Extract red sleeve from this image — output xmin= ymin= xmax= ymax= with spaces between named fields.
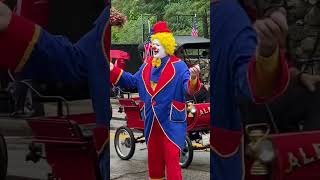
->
xmin=247 ymin=49 xmax=290 ymax=104
xmin=110 ymin=66 xmax=123 ymax=84
xmin=0 ymin=14 xmax=40 ymax=72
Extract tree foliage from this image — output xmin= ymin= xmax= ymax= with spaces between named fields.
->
xmin=111 ymin=0 xmax=209 ymax=44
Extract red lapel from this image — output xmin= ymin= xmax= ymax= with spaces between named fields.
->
xmin=142 ymin=57 xmax=154 ymax=96
xmin=153 ymin=56 xmax=180 ymax=98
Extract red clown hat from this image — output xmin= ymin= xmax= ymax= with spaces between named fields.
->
xmin=153 ymin=21 xmax=171 ymax=34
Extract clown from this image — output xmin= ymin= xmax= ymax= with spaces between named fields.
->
xmin=110 ymin=21 xmax=201 ymax=180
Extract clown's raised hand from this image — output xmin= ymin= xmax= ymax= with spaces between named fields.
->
xmin=190 ymin=64 xmax=200 ymax=80
xmin=254 ymin=8 xmax=287 ymax=57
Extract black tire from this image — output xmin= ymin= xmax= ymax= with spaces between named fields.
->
xmin=114 ymin=126 xmax=135 ymax=160
xmin=180 ymin=136 xmax=193 ymax=169
xmin=0 ymin=135 xmax=7 ymax=180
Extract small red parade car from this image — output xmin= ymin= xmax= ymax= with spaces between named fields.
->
xmin=244 ymin=123 xmax=320 ymax=180
xmin=241 ymin=95 xmax=320 ymax=180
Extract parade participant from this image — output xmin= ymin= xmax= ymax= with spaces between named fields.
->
xmin=211 ymin=0 xmax=289 ymax=179
xmin=110 ymin=21 xmax=201 ymax=180
xmin=0 ymin=1 xmax=111 ymax=179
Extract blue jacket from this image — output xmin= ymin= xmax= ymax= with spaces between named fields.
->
xmin=18 ymin=7 xmax=111 ymax=126
xmin=211 ymin=0 xmax=260 ymax=179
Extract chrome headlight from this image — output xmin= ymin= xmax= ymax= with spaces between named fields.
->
xmin=187 ymin=102 xmax=196 ymax=117
xmin=256 ymin=139 xmax=275 ymax=164
xmin=245 ymin=123 xmax=273 ymax=163
xmin=187 ymin=102 xmax=196 ymax=113
xmin=190 ymin=106 xmax=196 ymax=113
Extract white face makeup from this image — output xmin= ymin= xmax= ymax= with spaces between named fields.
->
xmin=151 ymin=39 xmax=166 ymax=59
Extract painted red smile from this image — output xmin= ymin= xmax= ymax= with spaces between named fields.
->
xmin=152 ymin=47 xmax=159 ymax=55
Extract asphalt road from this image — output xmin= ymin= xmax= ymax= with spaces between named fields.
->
xmin=5 ymin=133 xmax=210 ymax=180
xmin=110 ymin=129 xmax=210 ymax=180
xmin=1 ymin=99 xmax=210 ymax=180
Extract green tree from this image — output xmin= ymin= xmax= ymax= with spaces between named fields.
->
xmin=111 ymin=0 xmax=209 ymax=44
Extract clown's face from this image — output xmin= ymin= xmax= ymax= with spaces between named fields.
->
xmin=151 ymin=39 xmax=166 ymax=59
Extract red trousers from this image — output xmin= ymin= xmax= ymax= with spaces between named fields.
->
xmin=148 ymin=119 xmax=182 ymax=180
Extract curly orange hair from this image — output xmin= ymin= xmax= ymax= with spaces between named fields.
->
xmin=151 ymin=32 xmax=177 ymax=56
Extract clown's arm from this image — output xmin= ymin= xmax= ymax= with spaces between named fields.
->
xmin=110 ymin=63 xmax=140 ymax=90
xmin=234 ymin=25 xmax=289 ymax=103
xmin=0 ymin=1 xmax=110 ymax=82
xmin=247 ymin=47 xmax=289 ymax=103
xmin=248 ymin=9 xmax=289 ymax=103
xmin=1 ymin=6 xmax=112 ymax=176
xmin=0 ymin=11 xmax=83 ymax=81
xmin=182 ymin=64 xmax=201 ymax=95
xmin=0 ymin=7 xmax=111 ymax=120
